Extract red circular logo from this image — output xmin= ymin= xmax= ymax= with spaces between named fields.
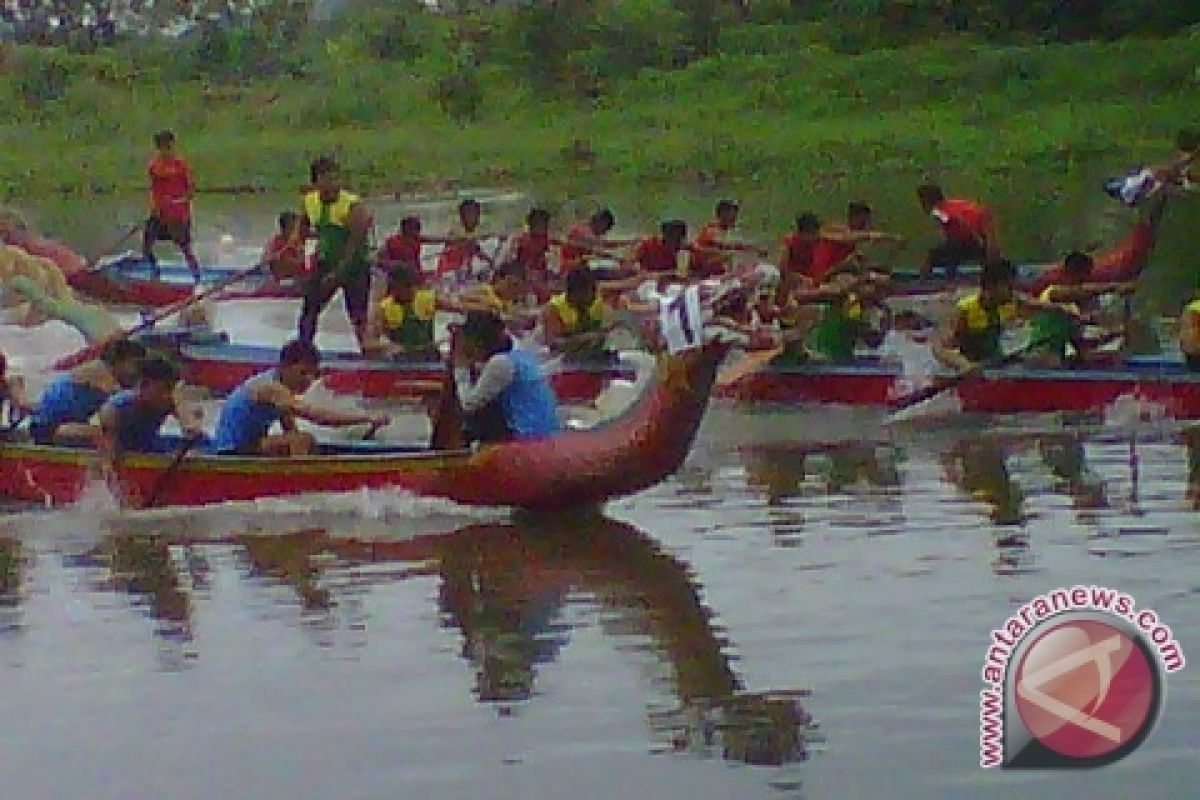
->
xmin=1014 ymin=619 xmax=1157 ymax=760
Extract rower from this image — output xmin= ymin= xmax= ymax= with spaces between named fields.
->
xmin=496 ymin=208 xmax=556 ymax=302
xmin=916 ymin=183 xmax=1000 ymax=278
xmin=776 ymin=212 xmax=821 ymax=293
xmin=933 ymin=258 xmax=1055 ymax=372
xmin=453 ymin=310 xmax=560 ymax=443
xmin=210 ymin=340 xmax=390 ymax=457
xmin=773 ymin=272 xmax=889 ymax=365
xmin=559 ymin=208 xmax=636 ymax=273
xmin=365 ymin=265 xmax=453 ymax=360
xmin=457 ymin=262 xmax=535 ymax=330
xmin=631 ymin=220 xmax=693 ymax=291
xmin=1179 ymin=289 xmax=1200 ymax=371
xmin=261 ymin=211 xmax=309 ymax=282
xmin=542 ymin=268 xmax=617 ymax=363
xmin=28 ymin=339 xmax=146 ymax=445
xmin=1026 ymin=252 xmax=1135 ymax=368
xmin=295 ymin=155 xmax=374 ymax=352
xmin=691 ymin=200 xmax=764 ymax=279
xmin=808 ymin=202 xmax=904 ymax=282
xmin=1105 ymin=129 xmax=1198 ymax=207
xmin=0 ymin=350 xmax=30 ymax=428
xmin=96 ymin=356 xmax=204 ymax=462
xmin=435 ymin=198 xmax=497 ymax=282
xmin=376 ymin=215 xmax=426 ymax=276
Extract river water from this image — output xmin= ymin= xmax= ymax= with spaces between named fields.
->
xmin=1 ymin=191 xmax=1198 ymax=798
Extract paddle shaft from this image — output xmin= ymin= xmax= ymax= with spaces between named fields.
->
xmin=890 ymin=337 xmax=1048 ymax=411
xmin=52 ymin=262 xmax=264 ymax=371
xmin=141 ymin=435 xmax=202 ymax=509
xmin=84 ymin=221 xmax=144 ymax=271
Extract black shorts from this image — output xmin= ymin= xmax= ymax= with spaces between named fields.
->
xmin=926 ymin=239 xmax=985 ymax=277
xmin=146 ymin=215 xmax=192 ymax=246
xmin=305 ymin=262 xmax=371 ymax=325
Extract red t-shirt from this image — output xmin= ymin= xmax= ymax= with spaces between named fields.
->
xmin=262 ymin=233 xmax=308 ymax=280
xmin=148 ymin=154 xmax=193 ymax=223
xmin=380 ymin=233 xmax=422 ymax=269
xmin=779 ymin=233 xmax=817 ymax=279
xmin=932 ymin=198 xmax=989 ymax=245
xmin=436 ymin=225 xmax=482 ymax=274
xmin=690 ymin=220 xmax=730 ymax=277
xmin=512 ymin=231 xmax=551 ymax=275
xmin=559 ymin=221 xmax=594 ymax=270
xmin=1027 ymin=222 xmax=1154 ymax=296
xmin=808 ymin=237 xmax=858 ymax=282
xmin=634 ymin=236 xmax=684 ymax=274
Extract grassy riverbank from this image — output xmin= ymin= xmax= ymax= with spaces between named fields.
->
xmin=1 ymin=26 xmax=1198 ymax=286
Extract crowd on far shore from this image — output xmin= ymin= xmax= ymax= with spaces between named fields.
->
xmin=0 ymin=0 xmax=269 ymax=48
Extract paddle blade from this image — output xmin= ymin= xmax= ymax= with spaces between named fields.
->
xmin=716 ymin=345 xmax=782 ymax=388
xmin=430 ymin=366 xmax=465 ymax=450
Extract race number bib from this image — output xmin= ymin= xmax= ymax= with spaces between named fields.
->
xmin=658 ymin=285 xmax=703 ymax=353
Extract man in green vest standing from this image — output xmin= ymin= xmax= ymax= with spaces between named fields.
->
xmin=296 ymin=156 xmax=374 ymax=352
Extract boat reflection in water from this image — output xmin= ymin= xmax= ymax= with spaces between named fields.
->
xmin=52 ymin=514 xmax=819 ymax=768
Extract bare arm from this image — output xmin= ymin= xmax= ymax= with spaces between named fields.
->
xmin=257 ymin=382 xmax=386 ymax=429
xmin=455 ymin=355 xmax=515 ymax=413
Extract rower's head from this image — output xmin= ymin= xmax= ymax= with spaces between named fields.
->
xmin=277 ymin=211 xmax=301 ymax=238
xmin=458 ymin=198 xmax=481 ymax=229
xmin=564 ymin=267 xmax=597 ymax=310
xmin=492 ymin=262 xmax=525 ymax=299
xmin=526 ymin=208 xmax=551 ymax=235
xmin=847 ymin=202 xmax=873 ymax=230
xmin=979 ymin=258 xmax=1017 ymax=307
xmin=661 ymin=219 xmax=688 ymax=249
xmin=310 ymin=156 xmax=341 ymax=201
xmin=589 ymin=208 xmax=615 ymax=236
xmin=386 ymin=265 xmax=419 ymax=302
xmin=716 ymin=199 xmax=739 ymax=228
xmin=916 ymin=183 xmax=945 ymax=212
xmin=102 ymin=340 xmax=148 ymax=389
xmin=136 ymin=356 xmax=181 ymax=412
xmin=1063 ymin=251 xmax=1094 ymax=281
xmin=153 ymin=129 xmax=175 ymax=155
xmin=277 ymin=339 xmax=321 ymax=393
xmin=461 ymin=310 xmax=510 ymax=360
xmin=794 ymin=212 xmax=820 ymax=242
xmin=399 ymin=215 xmax=422 ymax=239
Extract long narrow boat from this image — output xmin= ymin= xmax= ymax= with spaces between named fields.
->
xmin=718 ymin=355 xmax=1200 ymax=417
xmin=67 ymin=255 xmax=301 ymax=307
xmin=179 ymin=341 xmax=632 ymax=402
xmin=0 ymin=343 xmax=724 ymax=510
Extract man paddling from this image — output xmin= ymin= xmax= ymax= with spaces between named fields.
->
xmin=1026 ymin=251 xmax=1135 ymax=368
xmin=690 ymin=200 xmax=766 ymax=279
xmin=542 ymin=268 xmax=618 ymax=363
xmin=97 ymin=356 xmax=204 ymax=460
xmin=28 ymin=340 xmax=146 ymax=445
xmin=808 ymin=202 xmax=904 ymax=282
xmin=365 ymin=265 xmax=461 ymax=360
xmin=559 ymin=209 xmax=636 ymax=273
xmin=211 ymin=340 xmax=390 ymax=457
xmin=631 ymin=220 xmax=694 ymax=291
xmin=917 ymin=184 xmax=1000 ymax=278
xmin=261 ymin=211 xmax=309 ymax=282
xmin=143 ymin=130 xmax=201 ymax=280
xmin=295 ymin=156 xmax=374 ymax=352
xmin=932 ymin=259 xmax=1065 ymax=372
xmin=453 ymin=310 xmax=560 ymax=443
xmin=496 ymin=208 xmax=557 ymax=302
xmin=776 ymin=212 xmax=821 ymax=291
xmin=435 ymin=198 xmax=497 ymax=281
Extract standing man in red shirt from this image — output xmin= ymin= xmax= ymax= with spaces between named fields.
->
xmin=142 ymin=130 xmax=200 ymax=279
xmin=916 ymin=183 xmax=1000 ymax=278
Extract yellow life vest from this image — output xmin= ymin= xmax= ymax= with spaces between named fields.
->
xmin=303 ymin=189 xmax=359 ymax=229
xmin=1186 ymin=298 xmax=1200 ymax=316
xmin=957 ymin=292 xmax=1017 ymax=332
xmin=478 ymin=284 xmax=513 ymax=313
xmin=379 ymin=289 xmax=437 ymax=329
xmin=548 ymin=293 xmax=606 ymax=334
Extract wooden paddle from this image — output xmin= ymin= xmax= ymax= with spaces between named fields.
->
xmin=140 ymin=433 xmax=204 ymax=509
xmin=716 ymin=345 xmax=783 ymax=388
xmin=887 ymin=336 xmax=1049 ymax=417
xmin=51 ymin=262 xmax=265 ymax=371
xmin=83 ymin=221 xmax=144 ymax=271
xmin=429 ymin=328 xmax=465 ymax=450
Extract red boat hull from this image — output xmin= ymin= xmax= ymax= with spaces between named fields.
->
xmin=0 ymin=345 xmax=724 ymax=509
xmin=68 ymin=269 xmax=298 ymax=307
xmin=713 ymin=359 xmax=1200 ymax=417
